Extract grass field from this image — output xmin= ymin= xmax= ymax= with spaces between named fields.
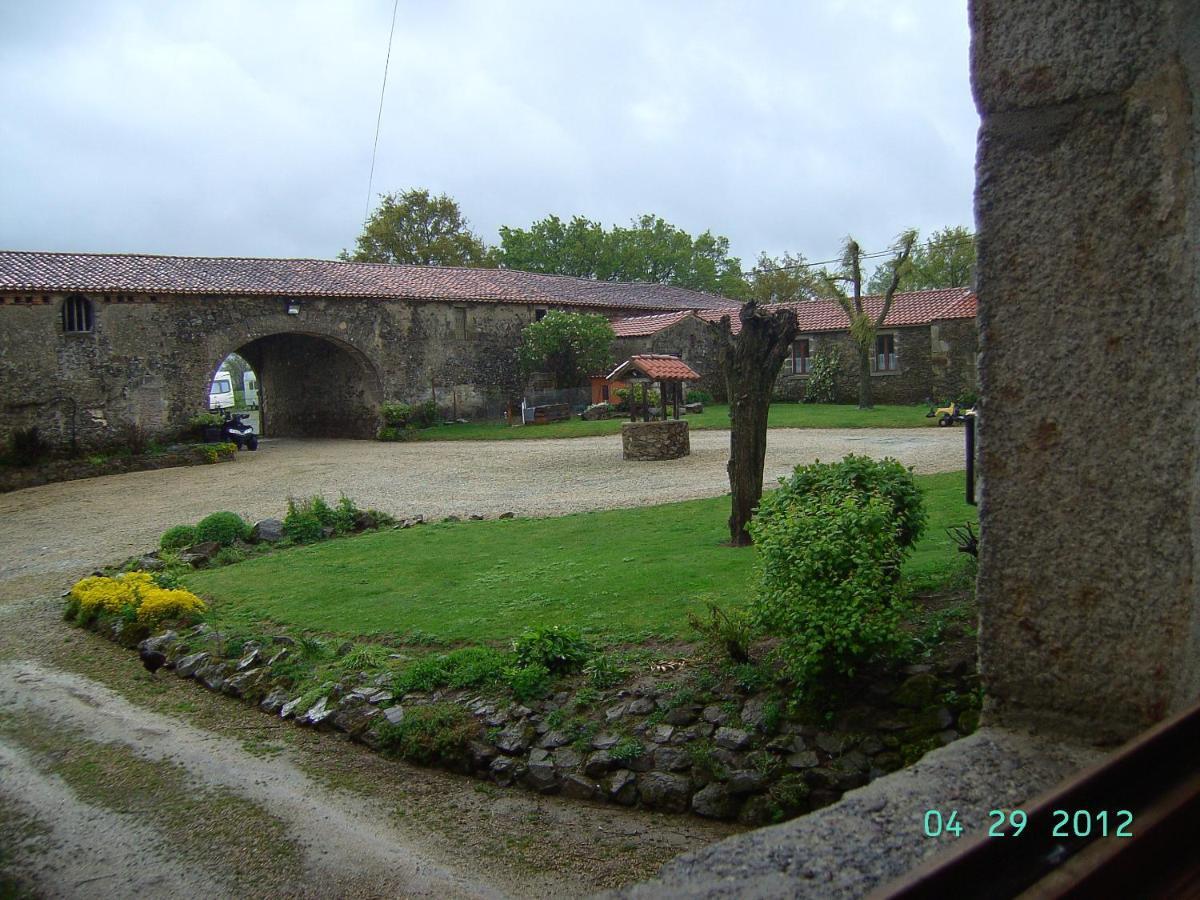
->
xmin=186 ymin=472 xmax=976 ymax=645
xmin=410 ymin=402 xmax=934 ymax=441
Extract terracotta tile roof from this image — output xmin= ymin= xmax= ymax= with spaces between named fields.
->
xmin=609 ymin=310 xmax=697 ymax=336
xmin=694 ymin=288 xmax=977 ymax=334
xmin=608 ymin=354 xmax=701 ymax=381
xmin=0 ymin=250 xmax=734 ymax=313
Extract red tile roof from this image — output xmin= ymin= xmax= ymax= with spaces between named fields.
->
xmin=609 ymin=310 xmax=697 ymax=336
xmin=0 ymin=250 xmax=734 ymax=313
xmin=609 ymin=354 xmax=701 ymax=381
xmin=693 ymin=288 xmax=976 ymax=334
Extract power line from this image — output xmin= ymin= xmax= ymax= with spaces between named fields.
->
xmin=749 ymin=233 xmax=977 ymax=278
xmin=364 ymin=0 xmax=401 ymax=224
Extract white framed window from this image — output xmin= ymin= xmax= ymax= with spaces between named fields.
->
xmin=875 ymin=333 xmax=897 ymax=371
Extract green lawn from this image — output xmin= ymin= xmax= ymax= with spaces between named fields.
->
xmin=410 ymin=402 xmax=934 ymax=441
xmin=186 ymin=472 xmax=976 ymax=644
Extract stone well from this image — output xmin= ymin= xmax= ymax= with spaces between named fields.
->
xmin=621 ymin=420 xmax=690 ymax=461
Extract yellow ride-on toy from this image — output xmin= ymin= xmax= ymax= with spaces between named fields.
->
xmin=926 ymin=401 xmax=977 ymax=426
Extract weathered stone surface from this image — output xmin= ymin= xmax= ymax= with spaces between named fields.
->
xmin=893 ymin=673 xmax=941 ymax=708
xmin=489 ymin=755 xmax=520 ymax=787
xmin=139 ymin=631 xmax=178 ymax=654
xmin=222 ymin=667 xmax=264 ymax=698
xmin=584 ymin=750 xmax=615 ymax=777
xmin=649 ymin=724 xmax=674 ymax=744
xmin=331 ymin=704 xmax=380 ymax=737
xmin=787 ymin=751 xmax=820 ymax=770
xmin=179 ymin=541 xmax=221 ymax=566
xmin=174 ymin=651 xmax=210 ymax=678
xmin=523 ymin=760 xmax=559 ymax=794
xmin=195 ymin=660 xmax=229 ymax=691
xmin=637 ymin=772 xmax=691 ymax=813
xmin=250 ymin=518 xmax=284 ymax=542
xmin=605 ymin=703 xmax=629 ymax=722
xmin=702 ymin=704 xmax=731 ymax=725
xmin=620 ymin=420 xmax=690 ymax=461
xmin=727 ymin=770 xmax=768 ymax=796
xmin=662 ymin=705 xmax=698 ymax=726
xmin=260 ymin=687 xmax=289 ymax=714
xmin=136 ymin=555 xmax=165 ymax=571
xmin=299 ymin=696 xmax=332 ymax=726
xmin=561 ymin=774 xmax=599 ymax=800
xmin=552 ymin=747 xmax=582 ymax=770
xmin=652 ymin=747 xmax=691 ymax=773
xmin=740 ymin=696 xmax=774 ymax=732
xmin=604 ymin=769 xmax=638 ymax=806
xmin=382 ymin=706 xmax=405 ymax=726
xmin=468 ymin=741 xmax=498 ymax=770
xmin=496 ymin=723 xmax=533 ymax=754
xmin=536 ymin=730 xmax=570 ymax=749
xmin=591 ymin=732 xmax=620 ymax=750
xmin=815 ymin=732 xmax=849 ymax=755
xmin=691 ymin=783 xmax=738 ymax=820
xmin=736 ymin=795 xmax=774 ymax=827
xmin=714 ymin=727 xmax=752 ymax=750
xmin=627 ymin=697 xmax=656 ymax=715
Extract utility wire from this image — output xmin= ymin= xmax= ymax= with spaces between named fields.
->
xmin=749 ymin=233 xmax=977 ymax=278
xmin=364 ymin=0 xmax=401 ymax=223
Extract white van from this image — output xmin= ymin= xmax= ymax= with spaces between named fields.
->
xmin=243 ymin=371 xmax=259 ymax=409
xmin=208 ymin=371 xmax=235 ymax=410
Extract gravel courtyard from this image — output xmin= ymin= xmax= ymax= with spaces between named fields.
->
xmin=0 ymin=428 xmax=964 ymax=601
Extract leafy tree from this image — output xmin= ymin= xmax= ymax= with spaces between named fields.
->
xmin=867 ymin=226 xmax=975 ymax=293
xmin=747 ymin=251 xmax=819 ymax=304
xmin=495 ymin=213 xmax=748 ymax=298
xmin=342 ymin=189 xmax=489 ymax=266
xmin=517 ymin=311 xmax=615 ymax=389
xmin=705 ymin=301 xmax=798 ymax=546
xmin=819 ymin=230 xmax=917 ymax=410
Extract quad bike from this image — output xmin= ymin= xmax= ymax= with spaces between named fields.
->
xmin=221 ymin=411 xmax=259 ymax=450
xmin=926 ymin=401 xmax=977 ymax=427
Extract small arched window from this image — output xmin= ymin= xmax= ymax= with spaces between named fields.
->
xmin=63 ymin=294 xmax=94 ymax=333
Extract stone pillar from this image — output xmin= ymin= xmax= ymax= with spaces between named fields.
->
xmin=621 ymin=420 xmax=690 ymax=460
xmin=972 ymin=1 xmax=1199 ymax=742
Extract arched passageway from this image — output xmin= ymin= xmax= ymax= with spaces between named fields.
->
xmin=210 ymin=333 xmax=383 ymax=439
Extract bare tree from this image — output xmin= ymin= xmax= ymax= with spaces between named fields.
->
xmin=707 ymin=301 xmax=798 ymax=546
xmin=821 ymin=230 xmax=917 ymax=409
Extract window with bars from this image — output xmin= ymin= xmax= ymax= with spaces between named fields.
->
xmin=875 ymin=333 xmax=897 ymax=371
xmin=62 ymin=294 xmax=93 ymax=333
xmin=790 ymin=339 xmax=812 ymax=374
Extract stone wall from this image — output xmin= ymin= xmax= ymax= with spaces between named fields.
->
xmin=973 ymin=0 xmax=1200 ymax=741
xmin=0 ymin=293 xmax=619 ymax=448
xmin=621 ymin=420 xmax=690 ymax=460
xmin=613 ymin=316 xmax=726 ymax=400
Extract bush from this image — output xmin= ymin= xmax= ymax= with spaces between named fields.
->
xmin=7 ymin=427 xmax=50 ymax=467
xmin=750 ymin=490 xmax=911 ymax=687
xmin=685 ymin=389 xmax=712 ymax=404
xmin=283 ymin=497 xmax=325 ymax=543
xmin=512 ymin=625 xmax=590 ymax=674
xmin=615 ymin=386 xmax=661 ymax=409
xmin=117 ymin=422 xmax=152 ymax=455
xmin=193 ymin=511 xmax=249 ymax=546
xmin=283 ymin=495 xmax=364 ymax=541
xmin=160 ymin=524 xmax=197 ymax=551
xmin=66 ymin=572 xmax=205 ymax=627
xmin=376 ymin=702 xmax=479 ymax=764
xmin=771 ymin=454 xmax=927 ymax=549
xmin=802 ymin=346 xmax=841 ymax=404
xmin=213 ymin=546 xmax=246 ymax=566
xmin=189 ymin=411 xmax=225 ymax=429
xmin=411 ymin=400 xmax=440 ymax=429
xmin=394 ymin=647 xmax=509 ymax=694
xmin=503 ymin=663 xmax=551 ymax=701
xmin=377 ymin=425 xmax=416 ymax=442
xmin=380 ymin=402 xmax=413 ymax=428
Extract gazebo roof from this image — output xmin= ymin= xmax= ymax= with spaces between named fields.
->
xmin=607 ymin=354 xmax=701 ymax=382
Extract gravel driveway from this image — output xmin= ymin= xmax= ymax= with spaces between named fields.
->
xmin=0 ymin=428 xmax=964 ymax=600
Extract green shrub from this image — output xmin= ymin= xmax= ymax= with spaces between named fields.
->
xmin=160 ymin=524 xmax=197 ymax=551
xmin=802 ymin=346 xmax=841 ymax=404
xmin=377 ymin=703 xmax=479 ymax=764
xmin=685 ymin=389 xmax=713 ymax=404
xmin=331 ymin=496 xmax=358 ymax=535
xmin=503 ymin=663 xmax=551 ymax=701
xmin=189 ymin=411 xmax=225 ymax=429
xmin=411 ymin=400 xmax=440 ymax=429
xmin=687 ymin=602 xmax=754 ymax=663
xmin=394 ymin=647 xmax=509 ymax=694
xmin=283 ymin=497 xmax=325 ymax=544
xmin=338 ymin=644 xmax=393 ymax=673
xmin=583 ymin=653 xmax=628 ymax=688
xmin=770 ymin=454 xmax=926 ymax=549
xmin=512 ymin=625 xmax=590 ymax=674
xmin=615 ymin=386 xmax=661 ymax=409
xmin=193 ymin=511 xmax=249 ymax=546
xmin=377 ymin=425 xmax=416 ymax=442
xmin=609 ymin=738 xmax=644 ymax=764
xmin=750 ymin=490 xmax=910 ymax=687
xmin=380 ymin=402 xmax=413 ymax=428
xmin=213 ymin=546 xmax=246 ymax=566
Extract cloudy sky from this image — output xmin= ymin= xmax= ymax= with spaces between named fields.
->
xmin=0 ymin=1 xmax=977 ymax=270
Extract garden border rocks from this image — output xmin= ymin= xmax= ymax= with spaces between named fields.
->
xmin=1 ymin=443 xmax=237 ymax=493
xmin=82 ymin=618 xmax=983 ymax=825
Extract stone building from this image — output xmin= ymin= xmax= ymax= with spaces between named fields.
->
xmin=0 ymin=251 xmax=731 ymax=448
xmin=611 ymin=288 xmax=978 ymax=404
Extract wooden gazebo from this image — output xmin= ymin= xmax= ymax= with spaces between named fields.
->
xmin=606 ymin=354 xmax=700 ymax=422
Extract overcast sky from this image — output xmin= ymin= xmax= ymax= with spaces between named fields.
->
xmin=0 ymin=1 xmax=977 ymax=271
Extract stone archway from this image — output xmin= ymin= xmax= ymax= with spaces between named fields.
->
xmin=210 ymin=332 xmax=383 ymax=439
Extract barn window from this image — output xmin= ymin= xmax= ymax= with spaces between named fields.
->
xmin=62 ymin=294 xmax=94 ymax=333
xmin=454 ymin=306 xmax=468 ymax=339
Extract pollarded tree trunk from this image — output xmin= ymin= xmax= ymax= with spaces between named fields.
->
xmin=857 ymin=343 xmax=873 ymax=410
xmin=707 ymin=301 xmax=798 ymax=546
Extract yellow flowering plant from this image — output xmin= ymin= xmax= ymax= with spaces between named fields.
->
xmin=67 ymin=571 xmax=205 ymax=627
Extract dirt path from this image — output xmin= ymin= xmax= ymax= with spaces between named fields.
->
xmin=0 ymin=429 xmax=963 ymax=601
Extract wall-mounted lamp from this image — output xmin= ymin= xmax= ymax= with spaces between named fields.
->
xmin=286 ymin=301 xmax=301 ymax=316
